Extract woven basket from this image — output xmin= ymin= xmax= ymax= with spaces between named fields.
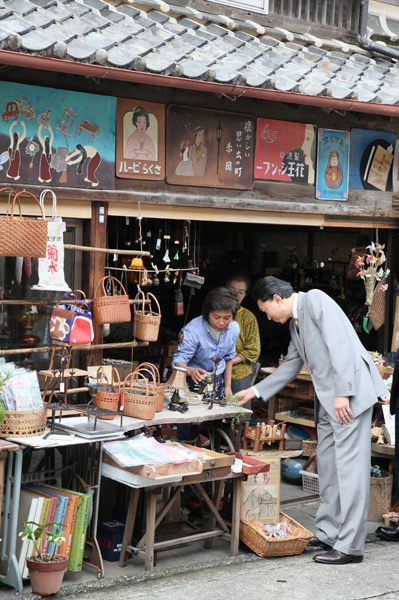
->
xmin=0 ymin=407 xmax=47 ymax=438
xmin=122 ymin=372 xmax=157 ymax=420
xmin=94 ymin=366 xmax=121 ymax=420
xmin=133 ymin=292 xmax=161 ymax=342
xmin=302 ymin=439 xmax=318 ymax=457
xmin=133 ymin=362 xmax=165 ymax=413
xmin=284 ymin=433 xmax=303 ymax=451
xmin=0 ymin=189 xmax=47 ymax=257
xmin=93 ymin=276 xmax=131 ymax=325
xmin=240 ymin=512 xmax=313 ymax=557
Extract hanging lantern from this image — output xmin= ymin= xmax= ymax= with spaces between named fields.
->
xmin=129 ymin=256 xmax=144 ymax=284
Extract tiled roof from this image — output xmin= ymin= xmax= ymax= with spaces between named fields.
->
xmin=1 ymin=0 xmax=399 ymax=105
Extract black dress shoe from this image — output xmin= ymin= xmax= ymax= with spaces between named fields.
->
xmin=375 ymin=524 xmax=399 ymax=542
xmin=313 ymin=549 xmax=363 ymax=564
xmin=307 ymin=537 xmax=332 ymax=550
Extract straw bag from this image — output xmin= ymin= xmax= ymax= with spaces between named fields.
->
xmin=94 ymin=366 xmax=121 ymax=420
xmin=0 ymin=189 xmax=47 ymax=257
xmin=122 ymin=372 xmax=157 ymax=420
xmin=369 ymin=279 xmax=386 ymax=331
xmin=133 ymin=292 xmax=161 ymax=342
xmin=133 ymin=362 xmax=165 ymax=413
xmin=93 ymin=276 xmax=131 ymax=325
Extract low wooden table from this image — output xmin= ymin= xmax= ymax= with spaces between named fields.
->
xmin=260 ymin=369 xmax=315 ymax=427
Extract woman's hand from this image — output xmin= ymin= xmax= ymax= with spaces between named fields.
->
xmin=187 ymin=366 xmax=206 ymax=384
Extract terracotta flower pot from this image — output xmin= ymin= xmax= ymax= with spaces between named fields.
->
xmin=27 ymin=555 xmax=68 ymax=596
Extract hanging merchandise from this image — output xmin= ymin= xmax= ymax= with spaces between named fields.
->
xmin=369 ymin=273 xmax=389 ymax=331
xmin=151 ymin=263 xmax=160 ymax=286
xmin=163 ymin=249 xmax=170 ymax=263
xmin=156 ymin=229 xmax=162 ymax=251
xmin=124 ymin=217 xmax=131 ymax=246
xmin=174 ymin=288 xmax=184 ymax=316
xmin=32 ymin=189 xmax=70 ymax=292
xmin=355 ymin=241 xmax=389 ymax=333
xmin=50 ymin=290 xmax=94 ymax=344
xmin=93 ymin=276 xmax=131 ymax=325
xmin=141 ymin=268 xmax=152 ymax=286
xmin=164 ymin=265 xmax=170 ymax=283
xmin=133 ymin=291 xmax=161 ymax=342
xmin=0 ymin=189 xmax=47 ymax=257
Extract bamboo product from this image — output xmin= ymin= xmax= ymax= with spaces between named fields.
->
xmin=122 ymin=372 xmax=157 ymax=420
xmin=0 ymin=189 xmax=48 ymax=257
xmin=239 ymin=512 xmax=313 ymax=557
xmin=302 ymin=439 xmax=318 ymax=457
xmin=133 ymin=292 xmax=161 ymax=342
xmin=94 ymin=366 xmax=121 ymax=420
xmin=93 ymin=276 xmax=131 ymax=325
xmin=133 ymin=362 xmax=165 ymax=413
xmin=0 ymin=407 xmax=47 ymax=438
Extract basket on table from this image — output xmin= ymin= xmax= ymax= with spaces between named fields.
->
xmin=0 ymin=407 xmax=47 ymax=438
xmin=94 ymin=366 xmax=121 ymax=420
xmin=133 ymin=362 xmax=165 ymax=413
xmin=302 ymin=439 xmax=318 ymax=457
xmin=133 ymin=291 xmax=161 ymax=342
xmin=93 ymin=276 xmax=131 ymax=325
xmin=122 ymin=372 xmax=157 ymax=420
xmin=240 ymin=512 xmax=313 ymax=557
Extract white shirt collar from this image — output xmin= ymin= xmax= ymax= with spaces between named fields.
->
xmin=292 ymin=293 xmax=299 ymax=319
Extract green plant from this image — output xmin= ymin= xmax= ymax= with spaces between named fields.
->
xmin=0 ymin=372 xmax=12 ymax=422
xmin=225 ymin=394 xmax=246 ymax=429
xmin=370 ymin=465 xmax=381 ymax=478
xmin=19 ymin=521 xmax=66 ymax=562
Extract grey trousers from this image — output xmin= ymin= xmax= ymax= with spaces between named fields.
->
xmin=315 ymin=403 xmax=373 ymax=556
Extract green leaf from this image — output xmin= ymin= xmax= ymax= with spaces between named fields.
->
xmin=0 ymin=399 xmax=4 ymax=423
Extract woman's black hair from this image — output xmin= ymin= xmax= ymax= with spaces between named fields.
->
xmin=132 ymin=106 xmax=150 ymax=129
xmin=75 ymin=144 xmax=87 ymax=175
xmin=44 ymin=136 xmax=50 ymax=164
xmin=225 ymin=270 xmax=251 ymax=293
xmin=10 ymin=132 xmax=18 ymax=160
xmin=202 ymin=287 xmax=240 ymax=322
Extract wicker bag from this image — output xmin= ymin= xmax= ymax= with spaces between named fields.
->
xmin=93 ymin=276 xmax=131 ymax=325
xmin=94 ymin=366 xmax=121 ymax=420
xmin=133 ymin=362 xmax=165 ymax=413
xmin=369 ymin=279 xmax=386 ymax=331
xmin=122 ymin=372 xmax=157 ymax=420
xmin=0 ymin=189 xmax=47 ymax=257
xmin=133 ymin=292 xmax=161 ymax=342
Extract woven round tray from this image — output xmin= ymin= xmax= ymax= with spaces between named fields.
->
xmin=240 ymin=512 xmax=313 ymax=557
xmin=0 ymin=407 xmax=47 ymax=438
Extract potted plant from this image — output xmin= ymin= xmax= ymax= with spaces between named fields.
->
xmin=19 ymin=521 xmax=67 ymax=596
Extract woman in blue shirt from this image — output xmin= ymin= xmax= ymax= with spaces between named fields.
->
xmin=172 ymin=287 xmax=240 ymax=399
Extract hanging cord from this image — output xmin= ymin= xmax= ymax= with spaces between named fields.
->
xmin=105 ymin=218 xmax=112 ymax=294
xmin=193 ymin=222 xmax=197 ymax=269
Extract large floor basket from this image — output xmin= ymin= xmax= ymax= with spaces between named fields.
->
xmin=240 ymin=512 xmax=313 ymax=557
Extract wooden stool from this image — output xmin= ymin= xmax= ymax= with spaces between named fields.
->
xmin=241 ymin=420 xmax=286 ymax=453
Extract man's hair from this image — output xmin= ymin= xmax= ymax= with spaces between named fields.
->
xmin=202 ymin=287 xmax=240 ymax=322
xmin=252 ymin=276 xmax=294 ymax=302
xmin=225 ymin=270 xmax=251 ymax=292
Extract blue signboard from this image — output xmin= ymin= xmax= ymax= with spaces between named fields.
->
xmin=316 ymin=129 xmax=350 ymax=202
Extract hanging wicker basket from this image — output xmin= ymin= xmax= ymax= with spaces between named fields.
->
xmin=122 ymin=372 xmax=157 ymax=420
xmin=93 ymin=366 xmax=121 ymax=420
xmin=133 ymin=362 xmax=165 ymax=413
xmin=93 ymin=276 xmax=131 ymax=325
xmin=133 ymin=292 xmax=161 ymax=342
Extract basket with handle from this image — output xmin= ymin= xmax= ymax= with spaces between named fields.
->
xmin=94 ymin=366 xmax=121 ymax=420
xmin=133 ymin=362 xmax=165 ymax=413
xmin=93 ymin=276 xmax=131 ymax=325
xmin=0 ymin=189 xmax=48 ymax=257
xmin=122 ymin=372 xmax=157 ymax=420
xmin=133 ymin=292 xmax=161 ymax=342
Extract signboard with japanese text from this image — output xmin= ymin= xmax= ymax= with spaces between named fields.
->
xmin=349 ymin=128 xmax=396 ymax=191
xmin=116 ymin=98 xmax=165 ymax=181
xmin=0 ymin=80 xmax=116 ymax=189
xmin=254 ymin=118 xmax=316 ymax=184
xmin=316 ymin=129 xmax=350 ymax=201
xmin=166 ymin=105 xmax=254 ymax=189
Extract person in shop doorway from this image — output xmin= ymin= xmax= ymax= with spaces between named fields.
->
xmin=375 ymin=348 xmax=399 ymax=541
xmin=235 ymin=276 xmax=388 ymax=565
xmin=226 ymin=272 xmax=260 ymax=408
xmin=172 ymin=287 xmax=240 ymax=439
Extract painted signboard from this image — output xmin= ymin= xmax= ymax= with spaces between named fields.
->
xmin=254 ymin=118 xmax=316 ymax=184
xmin=116 ymin=99 xmax=165 ymax=181
xmin=166 ymin=105 xmax=255 ymax=189
xmin=316 ymin=129 xmax=350 ymax=201
xmin=349 ymin=128 xmax=396 ymax=192
xmin=0 ymin=81 xmax=116 ymax=189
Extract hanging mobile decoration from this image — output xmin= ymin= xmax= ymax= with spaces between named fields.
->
xmin=124 ymin=217 xmax=131 ymax=246
xmin=164 ymin=265 xmax=170 ymax=283
xmin=163 ymin=220 xmax=171 ymax=263
xmin=156 ymin=229 xmax=162 ymax=251
xmin=163 ymin=249 xmax=170 ymax=263
xmin=151 ymin=262 xmax=160 ymax=286
xmin=182 ymin=223 xmax=189 ymax=253
xmin=173 ymin=269 xmax=180 ymax=285
xmin=141 ymin=268 xmax=152 ymax=286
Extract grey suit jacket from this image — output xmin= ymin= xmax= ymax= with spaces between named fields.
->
xmin=255 ymin=290 xmax=388 ymax=424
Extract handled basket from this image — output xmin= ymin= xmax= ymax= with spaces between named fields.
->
xmin=133 ymin=362 xmax=165 ymax=413
xmin=94 ymin=366 xmax=121 ymax=420
xmin=122 ymin=372 xmax=157 ymax=420
xmin=133 ymin=292 xmax=161 ymax=342
xmin=0 ymin=189 xmax=48 ymax=257
xmin=93 ymin=276 xmax=131 ymax=325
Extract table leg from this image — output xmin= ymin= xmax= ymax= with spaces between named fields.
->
xmin=230 ymin=476 xmax=242 ymax=557
xmin=204 ymin=479 xmax=224 ymax=549
xmin=145 ymin=490 xmax=157 ymax=571
xmin=119 ymin=488 xmax=140 ymax=567
xmin=269 ymin=395 xmax=278 ymax=421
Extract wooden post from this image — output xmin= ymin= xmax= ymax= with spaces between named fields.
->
xmin=82 ymin=201 xmax=108 ymax=367
xmin=119 ymin=488 xmax=140 ymax=567
xmin=253 ymin=423 xmax=261 ymax=453
xmin=145 ymin=490 xmax=157 ymax=571
xmin=242 ymin=421 xmax=249 ymax=450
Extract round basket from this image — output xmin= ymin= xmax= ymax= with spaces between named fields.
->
xmin=133 ymin=292 xmax=161 ymax=342
xmin=122 ymin=372 xmax=157 ymax=420
xmin=0 ymin=407 xmax=47 ymax=438
xmin=133 ymin=362 xmax=165 ymax=413
xmin=94 ymin=366 xmax=121 ymax=420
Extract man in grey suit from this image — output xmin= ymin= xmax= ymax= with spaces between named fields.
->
xmin=236 ymin=277 xmax=387 ymax=565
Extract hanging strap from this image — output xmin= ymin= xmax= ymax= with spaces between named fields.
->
xmin=39 ymin=189 xmax=58 ymax=221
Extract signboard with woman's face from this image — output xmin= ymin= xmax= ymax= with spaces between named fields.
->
xmin=116 ymin=99 xmax=165 ymax=181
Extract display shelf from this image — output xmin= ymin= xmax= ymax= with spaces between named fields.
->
xmin=275 ymin=411 xmax=315 ymax=428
